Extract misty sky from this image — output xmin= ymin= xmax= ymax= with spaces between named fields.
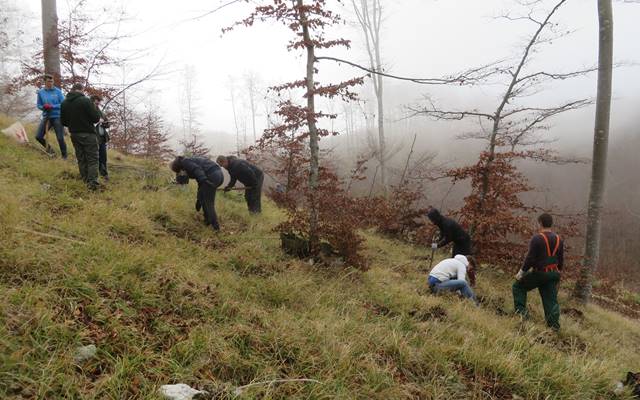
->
xmin=20 ymin=0 xmax=640 ymax=153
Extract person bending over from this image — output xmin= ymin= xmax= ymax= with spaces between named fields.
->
xmin=427 ymin=207 xmax=472 ymax=257
xmin=217 ymin=155 xmax=264 ymax=214
xmin=170 ymin=156 xmax=224 ymax=231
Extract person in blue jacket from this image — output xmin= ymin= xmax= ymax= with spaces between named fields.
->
xmin=35 ymin=74 xmax=67 ymax=159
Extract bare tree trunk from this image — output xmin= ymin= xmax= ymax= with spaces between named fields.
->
xmin=575 ymin=0 xmax=613 ymax=303
xmin=228 ymin=78 xmax=241 ymax=156
xmin=353 ymin=0 xmax=386 ymax=195
xmin=246 ymin=74 xmax=258 ymax=143
xmin=298 ymin=0 xmax=320 ymax=250
xmin=41 ymin=0 xmax=61 ymax=85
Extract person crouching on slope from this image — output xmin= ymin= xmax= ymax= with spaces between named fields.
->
xmin=428 ymin=255 xmax=478 ymax=305
xmin=513 ymin=213 xmax=563 ymax=331
xmin=170 ymin=156 xmax=224 ymax=231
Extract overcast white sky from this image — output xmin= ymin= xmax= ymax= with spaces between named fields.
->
xmin=21 ymin=0 xmax=640 ymax=154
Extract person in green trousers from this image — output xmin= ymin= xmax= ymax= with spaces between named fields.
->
xmin=513 ymin=213 xmax=564 ymax=330
xmin=60 ymin=83 xmax=101 ymax=190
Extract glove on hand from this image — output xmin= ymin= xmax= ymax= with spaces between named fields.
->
xmin=43 ymin=103 xmax=53 ymax=110
xmin=515 ymin=269 xmax=525 ymax=281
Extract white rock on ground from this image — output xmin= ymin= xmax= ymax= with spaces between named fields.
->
xmin=613 ymin=381 xmax=625 ymax=395
xmin=73 ymin=344 xmax=97 ymax=363
xmin=159 ymin=384 xmax=207 ymax=400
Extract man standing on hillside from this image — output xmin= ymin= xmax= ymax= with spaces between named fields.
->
xmin=35 ymin=74 xmax=67 ymax=159
xmin=217 ymin=155 xmax=264 ymax=214
xmin=90 ymin=95 xmax=110 ymax=182
xmin=426 ymin=207 xmax=473 ymax=257
xmin=60 ymin=83 xmax=101 ymax=190
xmin=513 ymin=213 xmax=564 ymax=330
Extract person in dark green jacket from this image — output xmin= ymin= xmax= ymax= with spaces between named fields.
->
xmin=60 ymin=84 xmax=101 ymax=190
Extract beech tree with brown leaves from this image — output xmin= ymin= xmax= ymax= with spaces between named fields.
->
xmin=227 ymin=0 xmax=365 ymax=260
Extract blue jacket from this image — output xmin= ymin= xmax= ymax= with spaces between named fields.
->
xmin=36 ymin=87 xmax=65 ymax=119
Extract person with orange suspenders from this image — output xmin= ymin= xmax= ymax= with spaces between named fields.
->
xmin=513 ymin=213 xmax=564 ymax=330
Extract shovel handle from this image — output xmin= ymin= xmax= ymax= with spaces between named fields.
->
xmin=217 ymin=187 xmax=252 ymax=191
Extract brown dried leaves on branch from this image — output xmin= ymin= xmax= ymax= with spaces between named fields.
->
xmin=230 ymin=1 xmax=367 ymax=268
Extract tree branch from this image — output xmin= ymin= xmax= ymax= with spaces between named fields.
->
xmin=315 ymin=56 xmax=507 ymax=85
xmin=515 ymin=67 xmax=598 ymax=84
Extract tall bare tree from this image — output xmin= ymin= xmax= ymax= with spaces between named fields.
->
xmin=575 ymin=0 xmax=614 ymax=303
xmin=409 ymin=0 xmax=594 ymax=235
xmin=227 ymin=76 xmax=242 ymax=155
xmin=352 ymin=0 xmax=387 ymax=194
xmin=40 ymin=0 xmax=61 ymax=84
xmin=244 ymin=71 xmax=261 ymax=143
xmin=179 ymin=65 xmax=208 ymax=156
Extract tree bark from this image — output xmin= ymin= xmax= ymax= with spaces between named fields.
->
xmin=575 ymin=0 xmax=613 ymax=303
xmin=228 ymin=79 xmax=241 ymax=155
xmin=353 ymin=0 xmax=386 ymax=195
xmin=298 ymin=0 xmax=320 ymax=250
xmin=246 ymin=75 xmax=258 ymax=143
xmin=41 ymin=0 xmax=61 ymax=85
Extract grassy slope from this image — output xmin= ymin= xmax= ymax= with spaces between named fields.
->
xmin=1 ymin=120 xmax=639 ymax=399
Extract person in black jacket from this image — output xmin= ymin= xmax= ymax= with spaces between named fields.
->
xmin=426 ymin=207 xmax=472 ymax=257
xmin=170 ymin=156 xmax=224 ymax=231
xmin=217 ymin=155 xmax=264 ymax=214
xmin=90 ymin=95 xmax=110 ymax=181
xmin=513 ymin=213 xmax=563 ymax=330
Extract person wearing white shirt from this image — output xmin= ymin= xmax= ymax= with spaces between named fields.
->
xmin=428 ymin=254 xmax=478 ymax=304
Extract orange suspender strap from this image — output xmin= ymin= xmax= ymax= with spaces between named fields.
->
xmin=540 ymin=233 xmax=552 ymax=256
xmin=539 ymin=233 xmax=561 ymax=256
xmin=552 ymin=234 xmax=561 ymax=256
xmin=539 ymin=232 xmax=561 ymax=272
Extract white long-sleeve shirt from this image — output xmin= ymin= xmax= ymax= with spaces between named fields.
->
xmin=429 ymin=255 xmax=469 ymax=283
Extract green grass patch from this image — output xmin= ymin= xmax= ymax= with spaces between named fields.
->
xmin=1 ymin=121 xmax=639 ymax=399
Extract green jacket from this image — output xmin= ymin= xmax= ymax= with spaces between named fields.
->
xmin=60 ymin=91 xmax=101 ymax=134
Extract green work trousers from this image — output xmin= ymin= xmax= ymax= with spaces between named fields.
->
xmin=70 ymin=132 xmax=99 ymax=190
xmin=512 ymin=271 xmax=561 ymax=330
